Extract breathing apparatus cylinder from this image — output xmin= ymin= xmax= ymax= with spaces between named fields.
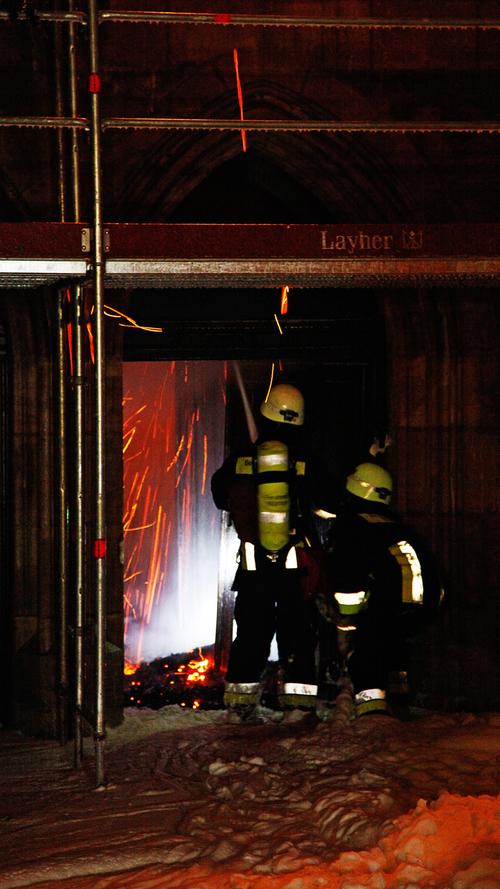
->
xmin=257 ymin=440 xmax=290 ymax=552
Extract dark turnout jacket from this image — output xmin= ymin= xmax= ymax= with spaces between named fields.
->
xmin=327 ymin=503 xmax=444 ymax=621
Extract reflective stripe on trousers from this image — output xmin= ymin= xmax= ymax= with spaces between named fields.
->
xmin=283 ymin=682 xmax=317 ymax=697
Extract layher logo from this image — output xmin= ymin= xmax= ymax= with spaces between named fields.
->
xmin=320 ymin=227 xmax=424 ymax=254
xmin=401 ymin=228 xmax=424 ymax=250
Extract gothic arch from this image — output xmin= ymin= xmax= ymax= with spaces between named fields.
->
xmin=107 ymin=79 xmax=424 ymax=223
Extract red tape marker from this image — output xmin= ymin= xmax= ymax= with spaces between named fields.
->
xmin=214 ymin=13 xmax=231 ymax=23
xmin=93 ymin=539 xmax=107 ymax=558
xmin=89 ymin=73 xmax=101 ymax=94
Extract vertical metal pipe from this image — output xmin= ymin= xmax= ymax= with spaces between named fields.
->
xmin=54 ymin=11 xmax=69 ymax=745
xmin=68 ymin=0 xmax=84 ymax=767
xmin=54 ymin=22 xmax=67 ymax=222
xmin=72 ymin=285 xmax=85 ymax=768
xmin=88 ymin=0 xmax=107 ymax=788
xmin=68 ymin=0 xmax=81 ymax=221
xmin=56 ymin=290 xmax=69 ymax=744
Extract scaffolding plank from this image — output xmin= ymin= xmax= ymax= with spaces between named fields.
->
xmin=1 ymin=223 xmax=499 ymax=288
xmin=0 ymin=260 xmax=88 ymax=288
xmin=103 ymin=257 xmax=500 ymax=289
xmin=104 ymin=223 xmax=500 ymax=259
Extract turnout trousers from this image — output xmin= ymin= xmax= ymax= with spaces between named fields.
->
xmin=226 ymin=549 xmax=318 ymax=698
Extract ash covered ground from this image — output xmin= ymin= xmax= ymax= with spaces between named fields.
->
xmin=0 ymin=693 xmax=499 ymax=889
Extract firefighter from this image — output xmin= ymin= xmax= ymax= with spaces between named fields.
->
xmin=321 ymin=462 xmax=444 ymax=718
xmin=211 ymin=382 xmax=335 ymax=719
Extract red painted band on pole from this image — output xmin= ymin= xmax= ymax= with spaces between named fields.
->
xmin=89 ymin=73 xmax=101 ymax=93
xmin=214 ymin=13 xmax=231 ymax=24
xmin=93 ymin=539 xmax=107 ymax=558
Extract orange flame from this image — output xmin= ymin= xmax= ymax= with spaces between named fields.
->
xmin=175 ymin=650 xmax=213 ymax=684
xmin=86 ymin=321 xmax=95 ymax=364
xmin=280 ymin=285 xmax=289 ymax=315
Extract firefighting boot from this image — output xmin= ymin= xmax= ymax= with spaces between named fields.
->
xmin=224 ymin=682 xmax=260 ymax=723
xmin=354 ymin=688 xmax=392 ymax=718
xmin=277 ymin=680 xmax=318 ymax=710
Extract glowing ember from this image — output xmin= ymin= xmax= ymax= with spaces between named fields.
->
xmin=184 ymin=654 xmax=212 ymax=683
xmin=104 ymin=303 xmax=163 ymax=333
xmin=280 ymin=285 xmax=289 ymax=314
xmin=123 ymin=646 xmax=224 ymax=710
xmin=86 ymin=321 xmax=95 ymax=364
xmin=233 ymin=47 xmax=247 ymax=152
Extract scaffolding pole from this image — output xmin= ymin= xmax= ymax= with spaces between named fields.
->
xmin=88 ymin=0 xmax=107 ymax=789
xmin=68 ymin=0 xmax=82 ymax=224
xmin=67 ymin=0 xmax=86 ymax=769
xmin=53 ymin=8 xmax=69 ymax=747
xmin=56 ymin=290 xmax=69 ymax=746
xmin=72 ymin=285 xmax=85 ymax=769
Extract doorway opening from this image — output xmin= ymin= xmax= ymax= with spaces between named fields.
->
xmin=122 ymin=341 xmax=385 ymax=710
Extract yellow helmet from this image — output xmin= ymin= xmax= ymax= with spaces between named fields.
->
xmin=346 ymin=462 xmax=392 ymax=503
xmin=260 ymin=383 xmax=304 ymax=426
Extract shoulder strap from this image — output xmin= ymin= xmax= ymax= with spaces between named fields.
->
xmin=235 ymin=455 xmax=254 ymax=475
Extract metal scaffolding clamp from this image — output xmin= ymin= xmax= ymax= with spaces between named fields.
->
xmin=81 ymin=227 xmax=110 ymax=254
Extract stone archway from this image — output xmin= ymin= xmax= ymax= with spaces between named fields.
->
xmin=106 ymin=80 xmax=421 ymax=223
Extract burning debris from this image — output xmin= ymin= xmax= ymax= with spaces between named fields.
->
xmin=123 ymin=646 xmax=226 ymax=711
xmin=124 ymin=647 xmax=287 ymax=714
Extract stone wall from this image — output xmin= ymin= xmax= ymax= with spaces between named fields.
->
xmin=383 ymin=289 xmax=500 ymax=710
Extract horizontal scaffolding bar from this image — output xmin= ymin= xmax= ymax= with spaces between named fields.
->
xmin=99 ymin=11 xmax=500 ymax=30
xmin=102 ymin=257 xmax=500 ymax=289
xmin=3 ymin=117 xmax=496 ymax=135
xmin=1 ymin=257 xmax=498 ymax=289
xmin=0 ymin=259 xmax=88 ymax=288
xmin=0 ymin=8 xmax=497 ymax=30
xmin=0 ymin=10 xmax=85 ymax=23
xmin=0 ymin=116 xmax=89 ymax=130
xmin=102 ymin=118 xmax=500 ymax=134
